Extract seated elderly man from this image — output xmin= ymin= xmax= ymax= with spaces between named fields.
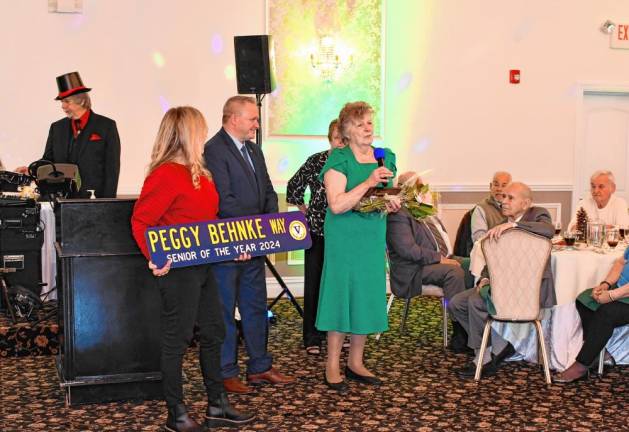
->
xmin=386 ymin=172 xmax=474 ymax=351
xmin=569 ymin=170 xmax=629 ymax=229
xmin=471 ymin=171 xmax=512 ymax=242
xmin=448 ymin=181 xmax=555 ymax=378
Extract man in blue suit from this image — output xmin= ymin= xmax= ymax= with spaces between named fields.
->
xmin=204 ymin=96 xmax=295 ymax=394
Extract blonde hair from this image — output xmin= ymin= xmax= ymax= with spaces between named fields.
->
xmin=148 ymin=106 xmax=211 ymax=188
xmin=222 ymin=95 xmax=256 ymax=124
xmin=338 ymin=101 xmax=374 ymax=145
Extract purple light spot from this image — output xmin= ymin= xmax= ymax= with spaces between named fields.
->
xmin=278 ymin=158 xmax=289 ymax=173
xmin=159 ymin=96 xmax=170 ymax=113
xmin=270 ymin=84 xmax=282 ymax=98
xmin=412 ymin=137 xmax=431 ymax=154
xmin=70 ymin=14 xmax=85 ymax=29
xmin=397 ymin=73 xmax=413 ymax=92
xmin=451 ymin=185 xmax=463 ymax=192
xmin=211 ymin=34 xmax=223 ymax=55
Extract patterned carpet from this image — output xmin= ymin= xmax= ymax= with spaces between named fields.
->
xmin=0 ymin=297 xmax=627 ymax=431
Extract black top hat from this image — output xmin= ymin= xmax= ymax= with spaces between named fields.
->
xmin=55 ymin=71 xmax=91 ymax=100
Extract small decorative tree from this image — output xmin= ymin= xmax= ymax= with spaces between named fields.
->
xmin=576 ymin=207 xmax=588 ymax=241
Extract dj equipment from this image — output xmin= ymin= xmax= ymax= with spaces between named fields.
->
xmin=234 ymin=35 xmax=277 ymax=94
xmin=0 ymin=170 xmax=34 ymax=192
xmin=0 ymin=195 xmax=43 ymax=297
xmin=28 ymin=160 xmax=78 ymax=200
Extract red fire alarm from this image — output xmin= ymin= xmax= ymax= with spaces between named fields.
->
xmin=509 ymin=69 xmax=521 ymax=84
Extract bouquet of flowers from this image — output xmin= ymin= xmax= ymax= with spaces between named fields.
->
xmin=355 ymin=172 xmax=438 ymax=219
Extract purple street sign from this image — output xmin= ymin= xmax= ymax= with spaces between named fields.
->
xmin=145 ymin=211 xmax=311 ymax=268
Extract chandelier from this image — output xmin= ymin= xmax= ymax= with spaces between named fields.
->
xmin=310 ymin=35 xmax=353 ymax=82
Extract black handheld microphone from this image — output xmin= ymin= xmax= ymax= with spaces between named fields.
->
xmin=373 ymin=147 xmax=387 ymax=188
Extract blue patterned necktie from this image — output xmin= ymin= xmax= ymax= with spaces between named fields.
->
xmin=240 ymin=143 xmax=255 ymax=173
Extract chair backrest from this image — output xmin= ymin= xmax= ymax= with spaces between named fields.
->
xmin=481 ymin=228 xmax=551 ymax=321
xmin=453 ymin=208 xmax=474 ymax=257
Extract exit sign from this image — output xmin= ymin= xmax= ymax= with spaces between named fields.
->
xmin=611 ymin=23 xmax=629 ymax=49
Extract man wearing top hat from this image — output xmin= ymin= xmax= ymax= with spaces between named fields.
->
xmin=19 ymin=72 xmax=121 ymax=198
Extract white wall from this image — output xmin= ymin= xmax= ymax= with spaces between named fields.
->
xmin=0 ymin=0 xmax=265 ymax=194
xmin=1 ymin=1 xmax=628 ymax=194
xmin=384 ymin=1 xmax=629 ymax=190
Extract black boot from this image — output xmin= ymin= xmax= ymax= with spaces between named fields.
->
xmin=448 ymin=321 xmax=472 ymax=354
xmin=165 ymin=403 xmax=205 ymax=432
xmin=205 ymin=393 xmax=255 ymax=428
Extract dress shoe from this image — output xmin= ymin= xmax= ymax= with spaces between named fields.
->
xmin=223 ymin=376 xmax=253 ymax=394
xmin=554 ymin=369 xmax=589 ymax=384
xmin=165 ymin=403 xmax=205 ymax=432
xmin=324 ymin=373 xmax=348 ymax=392
xmin=554 ymin=362 xmax=590 ymax=384
xmin=456 ymin=361 xmax=498 ymax=379
xmin=247 ymin=367 xmax=295 ymax=385
xmin=448 ymin=321 xmax=470 ymax=353
xmin=447 ymin=339 xmax=474 ymax=355
xmin=344 ymin=366 xmax=382 ymax=386
xmin=205 ymin=392 xmax=255 ymax=428
xmin=493 ymin=342 xmax=516 ymax=366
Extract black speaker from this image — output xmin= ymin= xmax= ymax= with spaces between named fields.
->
xmin=234 ymin=35 xmax=276 ymax=94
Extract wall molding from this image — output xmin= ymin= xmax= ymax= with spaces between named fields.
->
xmin=433 ymin=184 xmax=573 ymax=193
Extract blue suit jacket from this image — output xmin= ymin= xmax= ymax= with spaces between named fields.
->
xmin=204 ymin=128 xmax=278 ymax=218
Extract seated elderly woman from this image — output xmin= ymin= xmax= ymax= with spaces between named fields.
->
xmin=555 ymin=252 xmax=629 ymax=383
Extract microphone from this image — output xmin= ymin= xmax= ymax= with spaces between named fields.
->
xmin=373 ymin=147 xmax=387 ymax=187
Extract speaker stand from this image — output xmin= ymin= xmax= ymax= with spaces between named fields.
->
xmin=255 ymin=94 xmax=304 ymax=318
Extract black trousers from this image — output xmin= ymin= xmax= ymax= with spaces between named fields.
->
xmin=158 ymin=264 xmax=225 ymax=407
xmin=303 ymin=233 xmax=325 ymax=347
xmin=576 ymin=299 xmax=629 ymax=366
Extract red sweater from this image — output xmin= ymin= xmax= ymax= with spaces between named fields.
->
xmin=131 ymin=162 xmax=219 ymax=260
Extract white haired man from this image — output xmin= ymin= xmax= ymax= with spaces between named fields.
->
xmin=568 ymin=170 xmax=629 ymax=229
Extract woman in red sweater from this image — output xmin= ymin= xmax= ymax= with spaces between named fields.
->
xmin=132 ymin=106 xmax=254 ymax=432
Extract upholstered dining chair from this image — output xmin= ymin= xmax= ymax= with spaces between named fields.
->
xmin=475 ymin=228 xmax=552 ymax=384
xmin=376 ymin=252 xmax=449 ymax=347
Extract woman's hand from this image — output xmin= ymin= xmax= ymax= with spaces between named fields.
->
xmin=367 ymin=166 xmax=393 ymax=187
xmin=235 ymin=253 xmax=252 ymax=262
xmin=592 ymin=283 xmax=612 ymax=304
xmin=594 ymin=289 xmax=615 ymax=304
xmin=149 ymin=259 xmax=172 ymax=277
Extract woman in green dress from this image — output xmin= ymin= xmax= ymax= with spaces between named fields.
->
xmin=316 ymin=101 xmax=400 ymax=391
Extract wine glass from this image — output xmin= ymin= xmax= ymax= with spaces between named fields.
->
xmin=606 ymin=228 xmax=620 ymax=250
xmin=563 ymin=231 xmax=577 ymax=249
xmin=619 ymin=225 xmax=626 ymax=245
xmin=554 ymin=221 xmax=562 ymax=239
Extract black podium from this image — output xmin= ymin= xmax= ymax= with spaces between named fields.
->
xmin=55 ymin=198 xmax=162 ymax=405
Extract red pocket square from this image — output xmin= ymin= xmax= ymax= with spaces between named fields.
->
xmin=89 ymin=133 xmax=102 ymax=141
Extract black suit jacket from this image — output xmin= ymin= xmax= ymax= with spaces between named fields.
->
xmin=43 ymin=111 xmax=120 ymax=198
xmin=203 ymin=128 xmax=278 ymax=218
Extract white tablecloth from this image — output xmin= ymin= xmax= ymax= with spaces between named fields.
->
xmin=39 ymin=202 xmax=56 ymax=301
xmin=470 ymin=240 xmax=628 ymax=370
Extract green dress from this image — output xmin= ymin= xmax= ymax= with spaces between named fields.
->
xmin=315 ymin=146 xmax=396 ymax=334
